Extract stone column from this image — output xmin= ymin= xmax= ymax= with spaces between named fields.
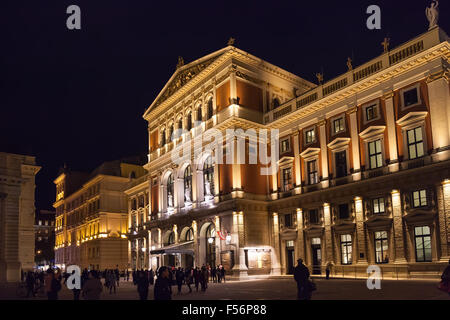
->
xmin=231 ymin=211 xmax=248 ymax=278
xmin=354 ymin=197 xmax=368 ymax=264
xmin=347 ymin=106 xmax=361 ymax=180
xmin=192 ymin=221 xmax=199 ymax=268
xmin=215 ymin=216 xmax=221 ymax=266
xmin=213 ymin=163 xmax=220 ymax=203
xmin=323 ymin=203 xmax=334 ymax=265
xmin=383 ymin=91 xmax=399 ymax=171
xmin=229 ymin=65 xmax=237 ymax=105
xmin=318 ymin=120 xmax=329 ymax=188
xmin=293 ymin=132 xmax=302 ymax=194
xmin=391 ymin=190 xmax=407 ymax=263
xmin=296 ymin=209 xmax=305 ymax=260
xmin=271 ymin=212 xmax=281 ymax=275
xmin=427 ymin=72 xmax=450 ymax=151
xmin=147 ymin=230 xmax=152 ymax=270
xmin=438 ymin=181 xmax=450 ymax=261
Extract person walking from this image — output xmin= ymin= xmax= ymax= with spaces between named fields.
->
xmin=82 ymin=270 xmax=103 ymax=300
xmin=114 ymin=266 xmax=120 ymax=287
xmin=220 ymin=266 xmax=226 ymax=283
xmin=154 ymin=267 xmax=172 ymax=300
xmin=325 ymin=262 xmax=331 ymax=280
xmin=194 ymin=267 xmax=200 ymax=292
xmin=108 ymin=270 xmax=117 ymax=294
xmin=149 ymin=269 xmax=154 ymax=286
xmin=175 ymin=268 xmax=185 ymax=295
xmin=211 ymin=266 xmax=217 ymax=283
xmin=293 ymin=258 xmax=311 ymax=300
xmin=439 ymin=259 xmax=450 ymax=294
xmin=137 ymin=271 xmax=150 ymax=300
xmin=25 ymin=271 xmax=36 ymax=298
xmin=200 ymin=266 xmax=208 ymax=292
xmin=185 ymin=267 xmax=193 ymax=293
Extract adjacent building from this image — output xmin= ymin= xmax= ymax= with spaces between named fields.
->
xmin=34 ymin=209 xmax=56 ymax=268
xmin=129 ymin=26 xmax=450 ymax=279
xmin=53 ymin=159 xmax=146 ymax=270
xmin=0 ymin=152 xmax=40 ymax=282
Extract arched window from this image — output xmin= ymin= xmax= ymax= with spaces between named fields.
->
xmin=167 ymin=173 xmax=174 ymax=209
xmin=167 ymin=232 xmax=175 ymax=245
xmin=203 ymin=156 xmax=214 ymax=197
xmin=169 ymin=124 xmax=174 ymax=142
xmin=197 ymin=106 xmax=202 ymax=123
xmin=207 ymin=99 xmax=213 ymax=120
xmin=185 ymin=228 xmax=194 ymax=241
xmin=187 ymin=112 xmax=192 ymax=131
xmin=205 ymin=224 xmax=216 ymax=266
xmin=177 ymin=118 xmax=183 ymax=138
xmin=161 ymin=129 xmax=166 ymax=146
xmin=184 ymin=165 xmax=192 ymax=203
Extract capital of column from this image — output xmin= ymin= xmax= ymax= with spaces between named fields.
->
xmin=382 ymin=90 xmax=394 ymax=100
xmin=346 ymin=106 xmax=358 ymax=115
xmin=317 ymin=119 xmax=326 ymax=127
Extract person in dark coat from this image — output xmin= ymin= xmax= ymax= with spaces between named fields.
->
xmin=149 ymin=269 xmax=154 ymax=285
xmin=293 ymin=258 xmax=311 ymax=300
xmin=440 ymin=259 xmax=450 ymax=294
xmin=185 ymin=268 xmax=193 ymax=293
xmin=137 ymin=271 xmax=150 ymax=300
xmin=154 ymin=267 xmax=172 ymax=300
xmin=175 ymin=268 xmax=184 ymax=294
xmin=220 ymin=266 xmax=226 ymax=283
xmin=25 ymin=271 xmax=36 ymax=298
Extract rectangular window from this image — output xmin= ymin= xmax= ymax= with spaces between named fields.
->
xmin=335 ymin=150 xmax=347 ymax=178
xmin=280 ymin=139 xmax=290 ymax=153
xmin=338 ymin=203 xmax=350 ymax=219
xmin=307 ymin=160 xmax=319 ymax=185
xmin=341 ymin=234 xmax=352 ymax=265
xmin=407 ymin=127 xmax=424 ymax=159
xmin=414 ymin=226 xmax=432 ymax=262
xmin=403 ymin=87 xmax=419 ymax=107
xmin=282 ymin=168 xmax=293 ymax=192
xmin=368 ymin=140 xmax=383 ymax=169
xmin=305 ymin=128 xmax=315 ymax=144
xmin=309 ymin=209 xmax=319 ymax=224
xmin=372 ymin=197 xmax=385 ymax=214
xmin=412 ymin=189 xmax=427 ymax=208
xmin=284 ymin=214 xmax=293 ymax=228
xmin=365 ymin=104 xmax=378 ymax=121
xmin=374 ymin=231 xmax=389 ymax=264
xmin=333 ymin=118 xmax=345 ymax=134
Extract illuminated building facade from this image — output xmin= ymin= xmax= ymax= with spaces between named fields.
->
xmin=0 ymin=152 xmax=40 ymax=282
xmin=53 ymin=160 xmax=145 ymax=270
xmin=129 ymin=27 xmax=450 ymax=279
xmin=34 ymin=209 xmax=56 ymax=267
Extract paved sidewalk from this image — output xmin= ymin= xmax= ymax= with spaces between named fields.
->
xmin=1 ymin=278 xmax=449 ymax=300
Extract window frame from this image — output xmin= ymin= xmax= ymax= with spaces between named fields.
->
xmin=332 ymin=117 xmax=345 ymax=135
xmin=414 ymin=226 xmax=432 ymax=262
xmin=368 ymin=139 xmax=383 ymax=169
xmin=412 ymin=189 xmax=427 ymax=208
xmin=406 ymin=127 xmax=424 ymax=160
xmin=400 ymin=84 xmax=422 ymax=110
xmin=307 ymin=159 xmax=319 ymax=185
xmin=305 ymin=127 xmax=316 ymax=145
xmin=340 ymin=234 xmax=353 ymax=265
xmin=374 ymin=231 xmax=389 ymax=264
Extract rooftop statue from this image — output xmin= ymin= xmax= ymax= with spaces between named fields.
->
xmin=426 ymin=0 xmax=439 ymax=30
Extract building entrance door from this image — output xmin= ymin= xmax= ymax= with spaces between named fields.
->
xmin=311 ymin=244 xmax=322 ymax=275
xmin=286 ymin=248 xmax=295 ymax=275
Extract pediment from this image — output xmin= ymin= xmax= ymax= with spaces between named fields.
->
xmin=404 ymin=209 xmax=436 ymax=224
xmin=300 ymin=147 xmax=320 ymax=159
xmin=359 ymin=126 xmax=386 ymax=140
xmin=278 ymin=156 xmax=294 ymax=165
xmin=396 ymin=111 xmax=428 ymax=128
xmin=327 ymin=137 xmax=350 ymax=150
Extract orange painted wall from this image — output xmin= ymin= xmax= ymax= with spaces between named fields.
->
xmin=236 ymin=79 xmax=263 ymax=112
xmin=150 ymin=130 xmax=158 ymax=152
xmin=216 ymin=81 xmax=230 ymax=112
xmin=219 ymin=163 xmax=233 ymax=195
xmin=151 ymin=183 xmax=159 ymax=215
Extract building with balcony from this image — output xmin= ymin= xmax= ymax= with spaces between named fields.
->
xmin=53 ymin=159 xmax=145 ymax=271
xmin=0 ymin=152 xmax=40 ymax=282
xmin=130 ymin=26 xmax=450 ymax=279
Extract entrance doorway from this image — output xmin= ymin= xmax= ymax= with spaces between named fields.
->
xmin=311 ymin=238 xmax=322 ymax=275
xmin=286 ymin=240 xmax=295 ymax=274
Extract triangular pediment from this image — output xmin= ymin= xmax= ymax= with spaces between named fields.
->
xmin=396 ymin=111 xmax=428 ymax=128
xmin=300 ymin=147 xmax=320 ymax=159
xmin=359 ymin=126 xmax=386 ymax=140
xmin=327 ymin=137 xmax=350 ymax=150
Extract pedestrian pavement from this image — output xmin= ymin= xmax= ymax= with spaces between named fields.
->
xmin=1 ymin=278 xmax=449 ymax=300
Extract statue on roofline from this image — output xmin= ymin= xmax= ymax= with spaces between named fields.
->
xmin=426 ymin=1 xmax=439 ymax=30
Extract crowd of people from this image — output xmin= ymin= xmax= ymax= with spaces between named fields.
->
xmin=21 ymin=263 xmax=227 ymax=300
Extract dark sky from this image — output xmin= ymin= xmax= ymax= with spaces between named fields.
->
xmin=1 ymin=0 xmax=448 ymax=210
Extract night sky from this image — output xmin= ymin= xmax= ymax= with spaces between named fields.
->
xmin=1 ymin=0 xmax=449 ymax=210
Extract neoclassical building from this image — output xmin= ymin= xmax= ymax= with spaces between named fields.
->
xmin=53 ymin=160 xmax=146 ymax=270
xmin=127 ymin=26 xmax=450 ymax=279
xmin=0 ymin=152 xmax=40 ymax=282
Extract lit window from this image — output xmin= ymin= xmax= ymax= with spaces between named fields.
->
xmin=305 ymin=128 xmax=315 ymax=144
xmin=282 ymin=168 xmax=292 ymax=192
xmin=368 ymin=140 xmax=383 ymax=169
xmin=412 ymin=189 xmax=427 ymax=208
xmin=340 ymin=234 xmax=352 ymax=265
xmin=185 ymin=228 xmax=194 ymax=242
xmin=374 ymin=231 xmax=389 ymax=264
xmin=365 ymin=104 xmax=378 ymax=121
xmin=372 ymin=197 xmax=385 ymax=214
xmin=333 ymin=118 xmax=345 ymax=134
xmin=414 ymin=226 xmax=432 ymax=262
xmin=307 ymin=160 xmax=319 ymax=185
xmin=407 ymin=127 xmax=424 ymax=159
xmin=280 ymin=139 xmax=290 ymax=153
